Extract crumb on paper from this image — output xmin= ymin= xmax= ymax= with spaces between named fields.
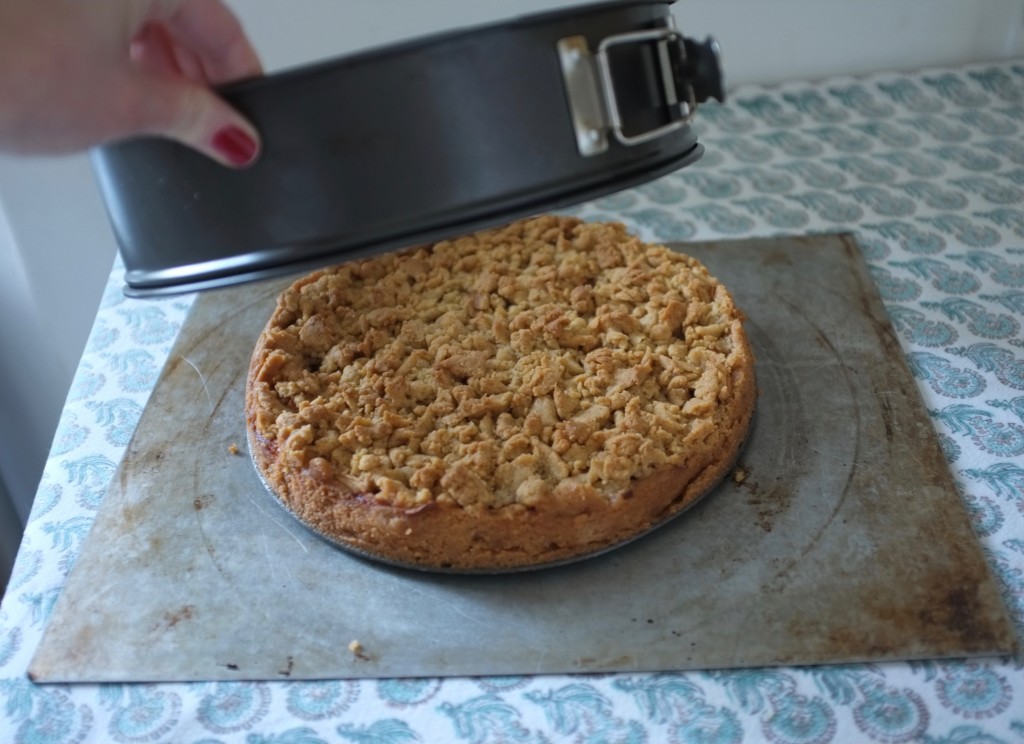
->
xmin=733 ymin=467 xmax=747 ymax=484
xmin=348 ymin=640 xmax=369 ymax=660
xmin=228 ymin=443 xmax=240 ymax=456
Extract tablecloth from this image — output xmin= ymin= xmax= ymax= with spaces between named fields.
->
xmin=3 ymin=59 xmax=1024 ymax=744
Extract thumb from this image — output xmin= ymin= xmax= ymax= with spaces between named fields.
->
xmin=124 ymin=71 xmax=261 ymax=167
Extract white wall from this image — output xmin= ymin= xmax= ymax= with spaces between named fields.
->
xmin=0 ymin=155 xmax=115 ymax=508
xmin=232 ymin=0 xmax=1024 ymax=86
xmin=1 ymin=0 xmax=1023 ymax=586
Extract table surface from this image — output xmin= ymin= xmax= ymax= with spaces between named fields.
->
xmin=3 ymin=59 xmax=1024 ymax=743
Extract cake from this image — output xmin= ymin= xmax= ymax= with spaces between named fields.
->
xmin=245 ymin=216 xmax=756 ymax=571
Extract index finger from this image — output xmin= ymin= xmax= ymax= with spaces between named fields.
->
xmin=149 ymin=0 xmax=262 ymax=85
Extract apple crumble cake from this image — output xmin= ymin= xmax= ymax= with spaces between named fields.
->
xmin=245 ymin=215 xmax=756 ymax=571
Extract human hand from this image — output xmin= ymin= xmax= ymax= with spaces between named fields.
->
xmin=0 ymin=0 xmax=263 ymax=167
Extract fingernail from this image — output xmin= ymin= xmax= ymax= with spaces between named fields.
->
xmin=211 ymin=125 xmax=258 ymax=166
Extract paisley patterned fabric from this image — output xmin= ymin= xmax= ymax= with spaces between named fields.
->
xmin=3 ymin=60 xmax=1024 ymax=743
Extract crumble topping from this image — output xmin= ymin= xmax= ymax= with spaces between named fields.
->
xmin=249 ymin=216 xmax=747 ymax=512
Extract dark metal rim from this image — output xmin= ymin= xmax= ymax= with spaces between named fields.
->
xmin=121 ymin=144 xmax=703 ymax=297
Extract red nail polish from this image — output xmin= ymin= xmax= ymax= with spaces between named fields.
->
xmin=212 ymin=125 xmax=258 ymax=166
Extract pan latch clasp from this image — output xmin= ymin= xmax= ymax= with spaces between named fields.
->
xmin=557 ymin=22 xmax=723 ymax=157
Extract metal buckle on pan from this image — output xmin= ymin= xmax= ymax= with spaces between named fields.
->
xmin=558 ymin=21 xmax=713 ymax=157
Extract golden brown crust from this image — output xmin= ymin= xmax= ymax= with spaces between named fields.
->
xmin=245 ymin=216 xmax=756 ymax=570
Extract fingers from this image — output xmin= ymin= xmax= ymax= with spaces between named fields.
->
xmin=147 ymin=0 xmax=262 ymax=84
xmin=128 ymin=0 xmax=263 ymax=167
xmin=121 ymin=67 xmax=261 ymax=167
xmin=0 ymin=0 xmax=264 ymax=161
xmin=129 ymin=22 xmax=204 ymax=82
